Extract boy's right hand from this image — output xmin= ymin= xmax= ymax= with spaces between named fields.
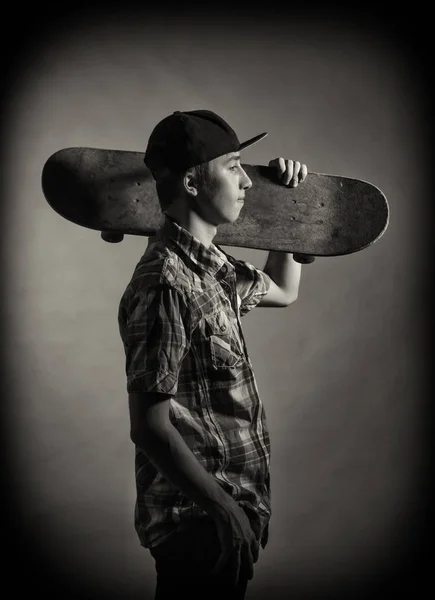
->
xmin=210 ymin=499 xmax=259 ymax=584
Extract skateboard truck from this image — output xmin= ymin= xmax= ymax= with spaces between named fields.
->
xmin=101 ymin=231 xmax=125 ymax=243
xmin=293 ymin=254 xmax=315 ymax=264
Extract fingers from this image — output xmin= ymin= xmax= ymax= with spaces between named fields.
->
xmin=281 ymin=159 xmax=294 ymax=186
xmin=268 ymin=157 xmax=286 ymax=178
xmin=269 ymin=157 xmax=308 ymax=187
xmin=209 ymin=506 xmax=258 ymax=585
xmin=228 ymin=546 xmax=242 ymax=585
xmin=228 ymin=544 xmax=254 ymax=585
xmin=210 ymin=544 xmax=233 ymax=577
xmin=241 ymin=544 xmax=255 ymax=581
xmin=300 ymin=162 xmax=308 ymax=182
xmin=211 ymin=544 xmax=242 ymax=586
xmin=211 ymin=541 xmax=256 ymax=585
xmin=251 ymin=538 xmax=260 ymax=564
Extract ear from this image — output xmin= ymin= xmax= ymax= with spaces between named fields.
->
xmin=183 ymin=171 xmax=198 ymax=197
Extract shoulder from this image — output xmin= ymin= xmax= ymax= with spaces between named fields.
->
xmin=128 ymin=241 xmax=202 ymax=310
xmin=216 ymin=246 xmax=256 ymax=272
xmin=224 ymin=252 xmax=264 ymax=280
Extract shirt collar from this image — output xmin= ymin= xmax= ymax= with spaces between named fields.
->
xmin=153 ymin=216 xmax=232 ymax=277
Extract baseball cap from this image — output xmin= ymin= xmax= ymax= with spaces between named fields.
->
xmin=144 ymin=109 xmax=267 ymax=180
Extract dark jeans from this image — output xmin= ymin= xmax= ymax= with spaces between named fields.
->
xmin=149 ymin=518 xmax=250 ymax=600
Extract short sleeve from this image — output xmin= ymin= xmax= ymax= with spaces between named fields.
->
xmin=231 ymin=258 xmax=271 ymax=317
xmin=121 ymin=286 xmax=191 ymax=395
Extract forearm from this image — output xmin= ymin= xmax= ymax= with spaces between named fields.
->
xmin=263 ymin=251 xmax=301 ymax=300
xmin=134 ymin=419 xmax=234 ymax=517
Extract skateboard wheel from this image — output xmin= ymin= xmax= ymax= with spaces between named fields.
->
xmin=293 ymin=253 xmax=315 ymax=264
xmin=101 ymin=231 xmax=124 ymax=243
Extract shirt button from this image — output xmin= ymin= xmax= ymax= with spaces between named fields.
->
xmin=220 ymin=264 xmax=227 ymax=275
xmin=217 ymin=312 xmax=228 ymax=331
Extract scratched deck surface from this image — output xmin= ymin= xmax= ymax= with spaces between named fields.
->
xmin=41 ymin=147 xmax=389 ymax=256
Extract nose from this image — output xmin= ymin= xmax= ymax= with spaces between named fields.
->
xmin=240 ymin=167 xmax=252 ymax=191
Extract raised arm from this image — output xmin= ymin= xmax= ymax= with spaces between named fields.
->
xmin=257 ymin=158 xmax=307 ymax=307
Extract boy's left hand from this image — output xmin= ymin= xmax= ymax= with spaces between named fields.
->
xmin=268 ymin=158 xmax=308 ymax=187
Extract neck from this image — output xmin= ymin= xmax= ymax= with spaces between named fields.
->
xmin=166 ymin=205 xmax=217 ymax=248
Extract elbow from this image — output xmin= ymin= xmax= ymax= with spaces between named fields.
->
xmin=130 ymin=427 xmax=146 ymax=448
xmin=270 ymin=291 xmax=298 ymax=308
xmin=130 ymin=426 xmax=161 ymax=451
xmin=129 ymin=393 xmax=172 ymax=447
xmin=130 ymin=416 xmax=171 ymax=449
xmin=283 ymin=290 xmax=298 ymax=306
xmin=130 ymin=420 xmax=162 ymax=446
xmin=130 ymin=422 xmax=157 ymax=448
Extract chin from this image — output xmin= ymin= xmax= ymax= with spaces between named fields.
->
xmin=214 ymin=205 xmax=244 ymax=226
xmin=220 ymin=215 xmax=240 ymax=226
xmin=227 ymin=207 xmax=245 ymax=224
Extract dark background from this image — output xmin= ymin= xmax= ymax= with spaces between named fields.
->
xmin=1 ymin=4 xmax=432 ymax=599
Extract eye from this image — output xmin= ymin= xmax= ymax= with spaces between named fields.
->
xmin=229 ymin=165 xmax=239 ymax=171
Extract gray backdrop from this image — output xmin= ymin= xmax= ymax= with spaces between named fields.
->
xmin=2 ymin=10 xmax=429 ymax=600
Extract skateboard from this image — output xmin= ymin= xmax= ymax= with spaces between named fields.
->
xmin=41 ymin=146 xmax=389 ymax=264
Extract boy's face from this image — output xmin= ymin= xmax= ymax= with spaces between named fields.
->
xmin=196 ymin=152 xmax=252 ymax=225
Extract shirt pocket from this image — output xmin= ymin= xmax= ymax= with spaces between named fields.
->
xmin=205 ymin=310 xmax=244 ymax=370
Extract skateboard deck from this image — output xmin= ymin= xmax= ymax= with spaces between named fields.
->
xmin=41 ymin=147 xmax=389 ymax=263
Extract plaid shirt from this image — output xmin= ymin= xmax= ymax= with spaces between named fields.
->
xmin=118 ymin=217 xmax=272 ymax=549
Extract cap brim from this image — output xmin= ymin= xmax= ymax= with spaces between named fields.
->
xmin=238 ymin=132 xmax=268 ymax=151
